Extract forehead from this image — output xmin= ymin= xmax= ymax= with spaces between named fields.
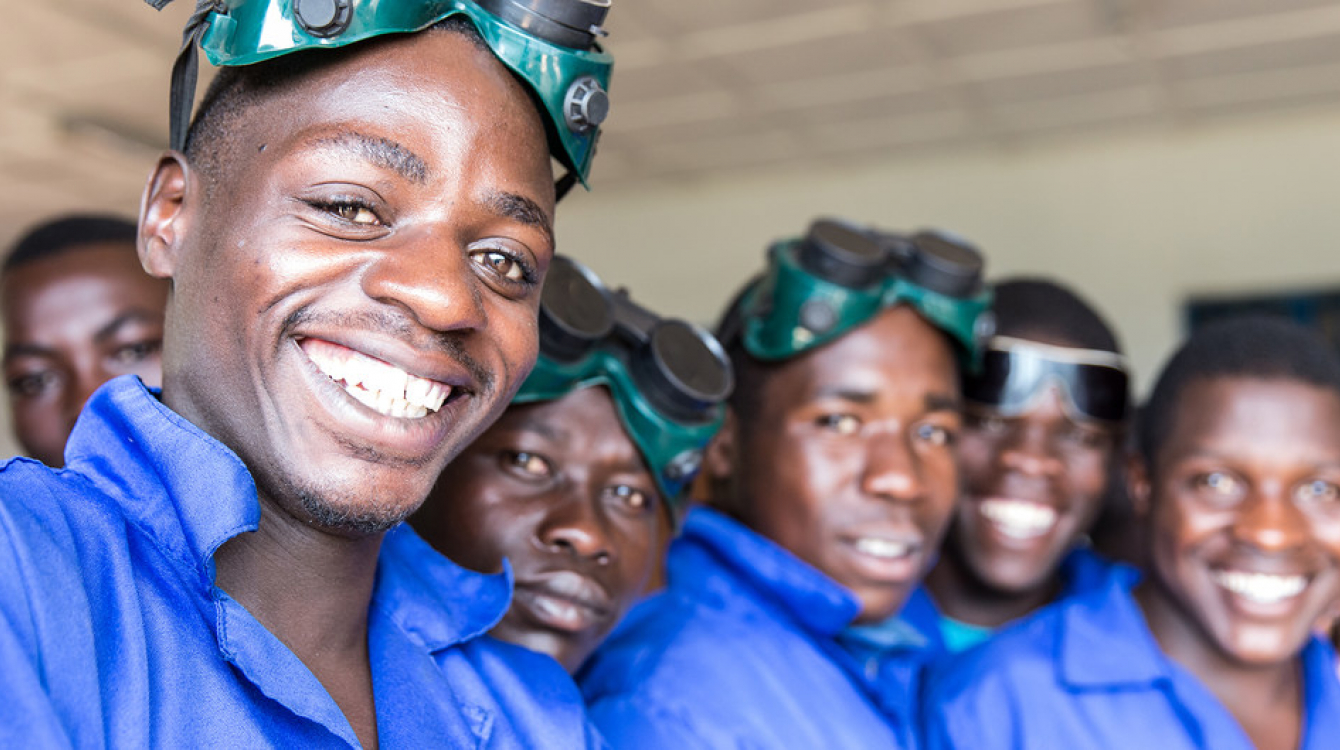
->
xmin=1161 ymin=377 xmax=1340 ymax=466
xmin=766 ymin=305 xmax=958 ymax=399
xmin=2 ymin=243 xmax=155 ymax=317
xmin=496 ymin=386 xmax=635 ymax=445
xmin=212 ymin=30 xmax=552 ymax=202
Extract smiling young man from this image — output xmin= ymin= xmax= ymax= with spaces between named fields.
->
xmin=926 ymin=317 xmax=1340 ymax=749
xmin=924 ymin=279 xmax=1135 ymax=652
xmin=415 ymin=256 xmax=731 ymax=673
xmin=0 ymin=1 xmax=615 ymax=747
xmin=2 ymin=214 xmax=169 ymax=467
xmin=578 ymin=220 xmax=992 ymax=748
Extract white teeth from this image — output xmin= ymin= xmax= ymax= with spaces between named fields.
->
xmin=1213 ymin=570 xmax=1308 ymax=605
xmin=302 ymin=339 xmax=453 ymax=419
xmin=855 ymin=537 xmax=911 ymax=559
xmin=979 ymin=498 xmax=1058 ymax=540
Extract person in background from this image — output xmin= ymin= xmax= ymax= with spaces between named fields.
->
xmin=2 ymin=214 xmax=169 ymax=467
xmin=415 ymin=256 xmax=732 ymax=672
xmin=579 ymin=219 xmax=993 ymax=748
xmin=926 ymin=316 xmax=1340 ymax=749
xmin=923 ymin=279 xmax=1135 ymax=652
xmin=0 ymin=0 xmax=617 ymax=746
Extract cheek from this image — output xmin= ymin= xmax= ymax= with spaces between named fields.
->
xmin=957 ymin=432 xmax=997 ymax=475
xmin=1063 ymin=451 xmax=1111 ymax=504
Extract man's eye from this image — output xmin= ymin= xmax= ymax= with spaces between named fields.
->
xmin=817 ymin=413 xmax=861 ymax=435
xmin=313 ymin=199 xmax=381 ymax=226
xmin=471 ymin=249 xmax=531 ymax=283
xmin=1296 ymin=479 xmax=1340 ymax=505
xmin=967 ymin=412 xmax=1008 ymax=433
xmin=503 ymin=450 xmax=551 ymax=478
xmin=916 ymin=422 xmax=956 ymax=448
xmin=110 ymin=340 xmax=163 ymax=366
xmin=608 ymin=484 xmax=656 ymax=515
xmin=7 ymin=371 xmax=58 ymax=400
xmin=1062 ymin=424 xmax=1110 ymax=450
xmin=1194 ymin=470 xmax=1242 ymax=500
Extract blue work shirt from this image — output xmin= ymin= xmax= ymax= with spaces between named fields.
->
xmin=923 ymin=567 xmax=1340 ymax=749
xmin=936 ymin=546 xmax=1138 ymax=653
xmin=579 ymin=507 xmax=943 ymax=749
xmin=0 ymin=376 xmax=599 ymax=748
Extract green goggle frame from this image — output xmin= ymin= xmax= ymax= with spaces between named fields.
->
xmin=516 ymin=351 xmax=725 ymax=521
xmin=159 ymin=0 xmax=612 ymax=187
xmin=742 ymin=236 xmax=993 ymax=365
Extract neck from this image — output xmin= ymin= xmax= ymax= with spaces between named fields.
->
xmin=924 ymin=551 xmax=1062 ymax=628
xmin=1133 ymin=579 xmax=1303 ymax=725
xmin=214 ymin=495 xmax=382 ymax=659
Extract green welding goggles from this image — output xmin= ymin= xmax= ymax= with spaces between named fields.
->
xmin=519 ymin=256 xmax=733 ymax=517
xmin=147 ymin=0 xmax=614 ymax=194
xmin=736 ymin=218 xmax=993 ymax=365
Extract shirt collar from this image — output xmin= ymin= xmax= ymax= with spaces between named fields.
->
xmin=1301 ymin=637 xmax=1340 ymax=746
xmin=63 ymin=376 xmax=260 ymax=587
xmin=1059 ymin=569 xmax=1171 ymax=689
xmin=373 ymin=524 xmax=513 ymax=652
xmin=673 ymin=507 xmax=862 ymax=636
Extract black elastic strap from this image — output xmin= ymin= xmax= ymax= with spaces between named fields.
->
xmin=554 ymin=170 xmax=579 ymax=202
xmin=154 ymin=0 xmax=222 ymax=152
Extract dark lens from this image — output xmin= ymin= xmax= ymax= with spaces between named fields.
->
xmin=538 ymin=257 xmax=613 ymax=362
xmin=796 ymin=219 xmax=887 ymax=290
xmin=476 ymin=0 xmax=610 ymax=50
xmin=901 ymin=231 xmax=985 ymax=298
xmin=633 ymin=321 xmax=733 ymax=422
xmin=1071 ymin=364 xmax=1129 ymax=422
xmin=962 ymin=349 xmax=1016 ymax=406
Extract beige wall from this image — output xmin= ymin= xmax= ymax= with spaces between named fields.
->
xmin=555 ymin=107 xmax=1340 ymax=397
xmin=5 ymin=107 xmax=1340 ymax=461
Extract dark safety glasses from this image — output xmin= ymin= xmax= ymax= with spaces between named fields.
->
xmin=962 ymin=336 xmax=1130 ymax=423
xmin=517 ymin=256 xmax=733 ymax=513
xmin=148 ymin=0 xmax=614 ymax=194
xmin=736 ymin=218 xmax=993 ymax=365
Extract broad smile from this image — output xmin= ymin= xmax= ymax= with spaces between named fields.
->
xmin=977 ymin=497 xmax=1059 ymax=541
xmin=842 ymin=530 xmax=923 ymax=583
xmin=1212 ymin=568 xmax=1310 ymax=607
xmin=300 ymin=337 xmax=455 ymax=419
xmin=512 ymin=571 xmax=614 ymax=634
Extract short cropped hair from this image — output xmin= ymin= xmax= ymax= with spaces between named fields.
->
xmin=991 ymin=277 xmax=1122 ymax=354
xmin=1138 ymin=315 xmax=1340 ymax=466
xmin=4 ymin=214 xmax=138 ymax=273
xmin=186 ymin=16 xmax=491 ymax=192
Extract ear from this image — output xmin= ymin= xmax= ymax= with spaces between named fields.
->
xmin=138 ymin=152 xmax=196 ymax=280
xmin=1127 ymin=452 xmax=1152 ymax=523
xmin=704 ymin=407 xmax=738 ymax=485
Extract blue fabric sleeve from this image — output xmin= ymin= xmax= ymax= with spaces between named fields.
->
xmin=587 ymin=694 xmax=726 ymax=750
xmin=0 ymin=489 xmax=73 ymax=749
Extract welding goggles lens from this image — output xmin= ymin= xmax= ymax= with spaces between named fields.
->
xmin=963 ymin=337 xmax=1130 ymax=423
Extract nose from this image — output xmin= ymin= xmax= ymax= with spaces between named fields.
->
xmin=861 ymin=430 xmax=925 ymax=502
xmin=361 ymin=228 xmax=489 ymax=333
xmin=538 ymin=491 xmax=615 ymax=566
xmin=1232 ymin=485 xmax=1310 ymax=553
xmin=999 ymin=423 xmax=1064 ymax=479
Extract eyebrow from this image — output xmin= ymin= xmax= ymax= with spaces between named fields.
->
xmin=2 ymin=342 xmax=54 ymax=363
xmin=93 ymin=311 xmax=162 ymax=345
xmin=809 ymin=387 xmax=962 ymax=412
xmin=484 ymin=190 xmax=554 ymax=248
xmin=311 ymin=132 xmax=429 ymax=184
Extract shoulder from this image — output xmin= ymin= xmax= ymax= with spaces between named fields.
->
xmin=922 ymin=607 xmax=1068 ymax=749
xmin=439 ymin=636 xmax=601 ymax=748
xmin=579 ymin=585 xmax=766 ymax=702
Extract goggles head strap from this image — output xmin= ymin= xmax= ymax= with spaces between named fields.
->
xmin=153 ymin=0 xmax=224 ymax=154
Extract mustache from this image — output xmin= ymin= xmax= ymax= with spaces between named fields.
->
xmin=282 ymin=307 xmax=494 ymax=392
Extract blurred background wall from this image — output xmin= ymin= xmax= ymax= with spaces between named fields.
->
xmin=4 ymin=0 xmax=1340 ymax=459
